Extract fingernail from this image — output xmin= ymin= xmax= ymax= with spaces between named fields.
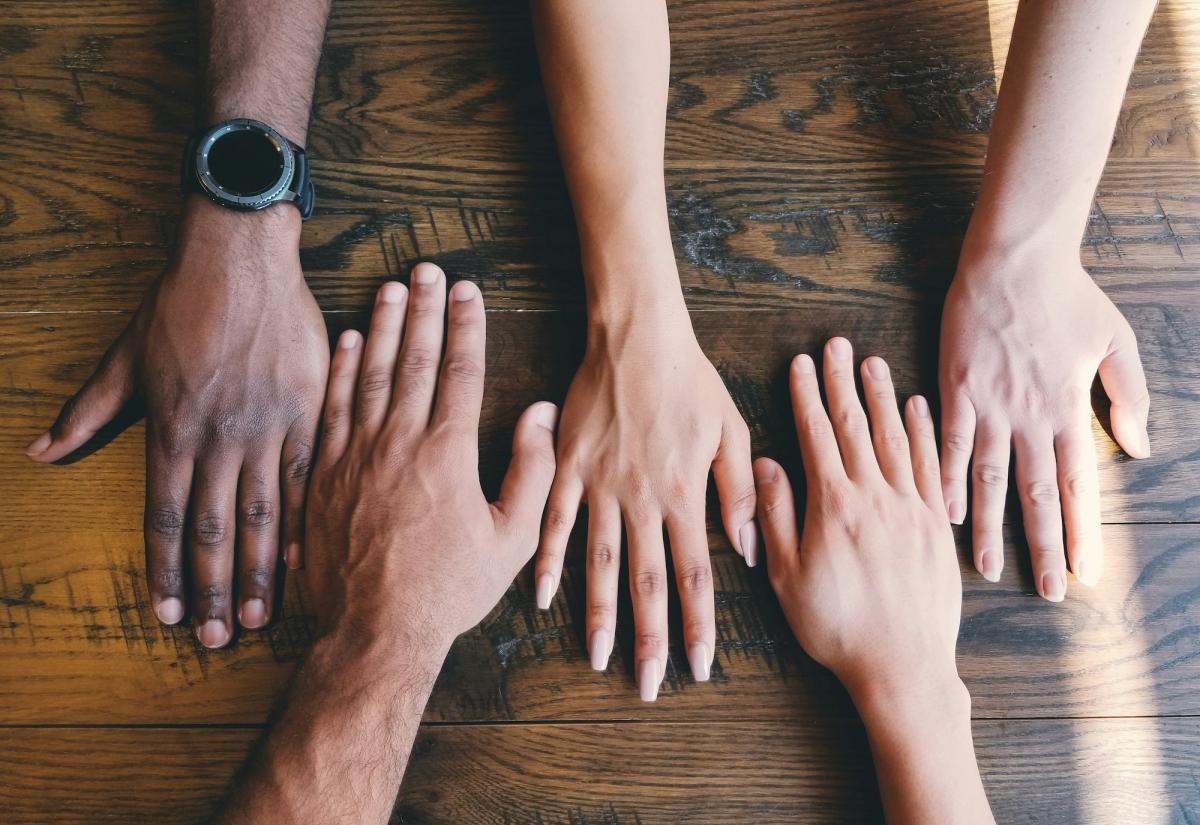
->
xmin=911 ymin=395 xmax=930 ymax=417
xmin=197 ymin=620 xmax=229 ymax=649
xmin=379 ymin=281 xmax=405 ymax=303
xmin=865 ymin=356 xmax=889 ymax=380
xmin=1040 ymin=571 xmax=1066 ymax=603
xmin=740 ymin=522 xmax=758 ymax=567
xmin=979 ymin=549 xmax=1001 ymax=583
xmin=534 ymin=402 xmax=558 ymax=431
xmin=828 ymin=337 xmax=851 ymax=359
xmin=412 ymin=262 xmax=441 ymax=284
xmin=285 ymin=543 xmax=301 ymax=570
xmin=638 ymin=659 xmax=661 ymax=702
xmin=338 ymin=329 xmax=361 ymax=349
xmin=589 ymin=629 xmax=611 ymax=671
xmin=688 ymin=643 xmax=711 ymax=682
xmin=25 ymin=432 xmax=51 ymax=456
xmin=535 ymin=573 xmax=555 ymax=610
xmin=155 ymin=597 xmax=183 ymax=625
xmin=239 ymin=598 xmax=267 ymax=629
xmin=792 ymin=354 xmax=815 ymax=374
xmin=1074 ymin=558 xmax=1100 ymax=587
xmin=948 ymin=500 xmax=965 ymax=525
xmin=450 ymin=280 xmax=479 ymax=301
xmin=754 ymin=460 xmax=778 ymax=483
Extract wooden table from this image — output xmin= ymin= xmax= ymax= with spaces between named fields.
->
xmin=1 ymin=1 xmax=1198 ymax=822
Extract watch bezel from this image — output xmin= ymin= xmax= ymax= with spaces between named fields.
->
xmin=193 ymin=118 xmax=296 ymax=211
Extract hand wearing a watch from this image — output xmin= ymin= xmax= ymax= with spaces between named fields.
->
xmin=27 ymin=118 xmax=329 ymax=648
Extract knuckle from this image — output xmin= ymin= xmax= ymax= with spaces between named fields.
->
xmin=588 ymin=541 xmax=619 ymax=569
xmin=242 ymin=566 xmax=272 ymax=590
xmin=683 ymin=617 xmax=713 ymax=642
xmin=636 ymin=631 xmax=666 ymax=651
xmin=1024 ymin=480 xmax=1060 ymax=506
xmin=198 ymin=583 xmax=229 ymax=610
xmin=1062 ymin=471 xmax=1092 ymax=500
xmin=879 ymin=430 xmax=910 ymax=453
xmin=972 ymin=463 xmax=1007 ymax=487
xmin=192 ymin=512 xmax=230 ymax=547
xmin=632 ymin=569 xmax=666 ymax=597
xmin=801 ymin=415 xmax=831 ymax=437
xmin=442 ymin=356 xmax=482 ymax=384
xmin=543 ymin=506 xmax=576 ymax=535
xmin=147 ymin=506 xmax=185 ymax=540
xmin=284 ymin=444 xmax=314 ymax=486
xmin=587 ymin=601 xmax=615 ymax=625
xmin=240 ymin=499 xmax=276 ymax=529
xmin=322 ymin=406 xmax=351 ymax=437
xmin=816 ymin=480 xmax=853 ymax=519
xmin=759 ymin=493 xmax=794 ymax=522
xmin=158 ymin=425 xmax=191 ymax=457
xmin=677 ymin=563 xmax=712 ymax=594
xmin=357 ymin=367 xmax=394 ymax=401
xmin=834 ymin=409 xmax=867 ymax=435
xmin=943 ymin=431 xmax=973 ymax=454
xmin=151 ymin=566 xmax=183 ymax=593
xmin=725 ymin=482 xmax=757 ymax=516
xmin=400 ymin=347 xmax=438 ymax=374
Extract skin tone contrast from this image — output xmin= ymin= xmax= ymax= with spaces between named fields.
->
xmin=24 ymin=0 xmax=335 ymax=646
xmin=217 ymin=267 xmax=558 ymax=824
xmin=940 ymin=0 xmax=1157 ymax=600
xmin=530 ymin=0 xmax=758 ymax=701
xmin=756 ymin=339 xmax=995 ymax=824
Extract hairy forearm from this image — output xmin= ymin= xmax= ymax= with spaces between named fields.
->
xmin=198 ymin=0 xmax=331 ymax=146
xmin=530 ymin=0 xmax=685 ymax=320
xmin=852 ymin=675 xmax=994 ymax=825
xmin=966 ymin=0 xmax=1157 ymax=258
xmin=217 ymin=629 xmax=448 ymax=825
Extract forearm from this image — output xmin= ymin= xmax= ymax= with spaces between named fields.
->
xmin=966 ymin=0 xmax=1157 ymax=259
xmin=852 ymin=675 xmax=994 ymax=825
xmin=198 ymin=0 xmax=331 ymax=146
xmin=217 ymin=629 xmax=448 ymax=825
xmin=530 ymin=0 xmax=685 ymax=321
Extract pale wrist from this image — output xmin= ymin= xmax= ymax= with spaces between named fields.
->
xmin=958 ymin=207 xmax=1082 ymax=279
xmin=849 ymin=666 xmax=970 ymax=735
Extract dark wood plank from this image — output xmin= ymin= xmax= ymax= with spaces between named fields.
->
xmin=1 ymin=718 xmax=1197 ymax=824
xmin=1 ymin=1 xmax=1197 ymax=311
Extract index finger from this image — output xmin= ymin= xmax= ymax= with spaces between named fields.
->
xmin=789 ymin=354 xmax=846 ymax=483
xmin=431 ymin=280 xmax=485 ymax=432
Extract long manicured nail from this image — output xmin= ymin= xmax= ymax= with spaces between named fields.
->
xmin=1040 ymin=571 xmax=1066 ymax=603
xmin=25 ymin=432 xmax=51 ymax=456
xmin=155 ymin=597 xmax=183 ymax=625
xmin=450 ymin=280 xmax=479 ymax=302
xmin=688 ymin=643 xmax=711 ymax=682
xmin=1074 ymin=558 xmax=1100 ymax=587
xmin=638 ymin=659 xmax=661 ymax=702
xmin=379 ymin=281 xmax=405 ymax=303
xmin=197 ymin=620 xmax=229 ymax=649
xmin=740 ymin=522 xmax=758 ymax=568
xmin=412 ymin=262 xmax=440 ymax=284
xmin=535 ymin=573 xmax=555 ymax=610
xmin=978 ymin=549 xmax=1000 ymax=583
xmin=285 ymin=543 xmax=301 ymax=570
xmin=947 ymin=500 xmax=965 ymax=525
xmin=239 ymin=598 xmax=267 ymax=629
xmin=828 ymin=337 xmax=851 ymax=359
xmin=590 ymin=629 xmax=611 ymax=671
xmin=534 ymin=402 xmax=558 ymax=431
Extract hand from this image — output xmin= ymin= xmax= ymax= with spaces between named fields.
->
xmin=305 ymin=265 xmax=558 ymax=653
xmin=754 ymin=338 xmax=961 ymax=703
xmin=939 ymin=249 xmax=1150 ymax=600
xmin=534 ymin=302 xmax=757 ymax=701
xmin=25 ymin=197 xmax=328 ymax=647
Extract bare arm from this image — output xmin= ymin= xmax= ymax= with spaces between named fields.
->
xmin=28 ymin=0 xmax=332 ymax=645
xmin=939 ymin=0 xmax=1156 ymax=599
xmin=217 ymin=267 xmax=558 ymax=823
xmin=756 ymin=340 xmax=994 ymax=824
xmin=530 ymin=0 xmax=757 ymax=701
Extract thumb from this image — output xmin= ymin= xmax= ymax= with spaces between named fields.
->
xmin=1098 ymin=321 xmax=1151 ymax=459
xmin=27 ymin=329 xmax=137 ymax=463
xmin=491 ymin=402 xmax=559 ymax=566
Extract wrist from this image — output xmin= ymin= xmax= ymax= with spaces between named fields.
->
xmin=958 ymin=207 xmax=1082 ymax=282
xmin=310 ymin=617 xmax=451 ymax=689
xmin=848 ymin=664 xmax=970 ymax=736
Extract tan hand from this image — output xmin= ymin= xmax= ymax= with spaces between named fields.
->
xmin=305 ymin=265 xmax=558 ymax=649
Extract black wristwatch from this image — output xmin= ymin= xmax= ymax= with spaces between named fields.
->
xmin=181 ymin=118 xmax=315 ymax=220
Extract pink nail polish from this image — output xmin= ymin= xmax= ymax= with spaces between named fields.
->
xmin=688 ymin=643 xmax=711 ymax=682
xmin=590 ymin=629 xmax=611 ymax=671
xmin=638 ymin=659 xmax=661 ymax=702
xmin=535 ymin=574 xmax=555 ymax=610
xmin=740 ymin=523 xmax=758 ymax=568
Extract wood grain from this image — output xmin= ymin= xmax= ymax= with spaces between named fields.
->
xmin=1 ymin=718 xmax=1197 ymax=824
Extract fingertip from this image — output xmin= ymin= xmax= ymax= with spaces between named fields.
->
xmin=791 ymin=353 xmax=815 ymax=376
xmin=826 ymin=336 xmax=852 ymax=360
xmin=947 ymin=499 xmax=966 ymax=525
xmin=862 ymin=355 xmax=889 ymax=381
xmin=285 ymin=542 xmax=302 ymax=570
xmin=535 ymin=572 xmax=556 ymax=610
xmin=337 ymin=329 xmax=361 ymax=350
xmin=1038 ymin=571 xmax=1067 ymax=603
xmin=907 ymin=395 xmax=931 ymax=418
xmin=753 ymin=456 xmax=782 ymax=484
xmin=24 ymin=431 xmax=52 ymax=459
xmin=1113 ymin=413 xmax=1152 ymax=459
xmin=531 ymin=401 xmax=559 ymax=432
xmin=155 ymin=597 xmax=184 ymax=626
xmin=378 ymin=281 xmax=407 ymax=304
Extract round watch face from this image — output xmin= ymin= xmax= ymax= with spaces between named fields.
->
xmin=194 ymin=119 xmax=295 ymax=210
